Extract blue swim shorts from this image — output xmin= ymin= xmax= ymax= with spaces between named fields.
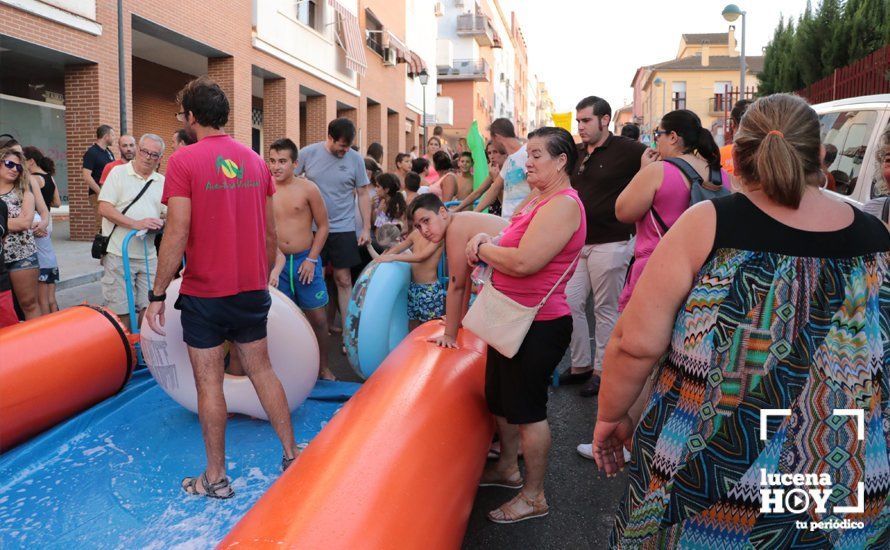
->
xmin=278 ymin=250 xmax=329 ymax=310
xmin=407 ymin=281 xmax=445 ymax=322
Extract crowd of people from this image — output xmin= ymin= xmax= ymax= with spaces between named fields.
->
xmin=2 ymin=73 xmax=890 ymax=544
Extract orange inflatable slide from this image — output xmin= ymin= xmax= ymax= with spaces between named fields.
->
xmin=221 ymin=323 xmax=494 ymax=549
xmin=0 ymin=306 xmax=135 ymax=452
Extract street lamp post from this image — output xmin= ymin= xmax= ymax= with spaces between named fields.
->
xmin=722 ymin=4 xmax=747 ymax=98
xmin=654 ymin=77 xmax=665 ymax=121
xmin=419 ymin=69 xmax=429 ymax=155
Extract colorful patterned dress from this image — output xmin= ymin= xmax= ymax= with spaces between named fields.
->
xmin=612 ymin=194 xmax=890 ymax=549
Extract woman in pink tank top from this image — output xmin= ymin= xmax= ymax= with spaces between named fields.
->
xmin=615 ymin=110 xmax=732 ymax=312
xmin=464 ymin=127 xmax=586 ymax=525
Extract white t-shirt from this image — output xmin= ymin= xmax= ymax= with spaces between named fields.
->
xmin=499 ymin=145 xmax=530 ymax=219
xmin=98 ymin=162 xmax=165 ymax=259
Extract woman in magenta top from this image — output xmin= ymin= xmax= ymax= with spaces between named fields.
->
xmin=616 ymin=109 xmax=731 ymax=312
xmin=465 ymin=127 xmax=586 ymax=525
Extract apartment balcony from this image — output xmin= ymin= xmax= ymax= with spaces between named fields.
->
xmin=456 ymin=13 xmax=495 ymax=46
xmin=437 ymin=58 xmax=491 ymax=82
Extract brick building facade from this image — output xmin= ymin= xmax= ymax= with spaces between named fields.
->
xmin=1 ymin=0 xmax=427 ymax=240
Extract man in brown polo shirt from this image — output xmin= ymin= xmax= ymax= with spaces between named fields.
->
xmin=559 ymin=96 xmax=645 ymax=399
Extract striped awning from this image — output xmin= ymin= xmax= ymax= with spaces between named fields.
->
xmin=386 ymin=31 xmax=410 ymax=64
xmin=407 ymin=50 xmax=427 ymax=76
xmin=328 ymin=0 xmax=367 ymax=76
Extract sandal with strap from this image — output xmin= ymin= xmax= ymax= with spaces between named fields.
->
xmin=487 ymin=491 xmax=549 ymax=524
xmin=181 ymin=472 xmax=235 ymax=499
xmin=282 ymin=453 xmax=298 ymax=471
xmin=478 ymin=467 xmax=524 ymax=489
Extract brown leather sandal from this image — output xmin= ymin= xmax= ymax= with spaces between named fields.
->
xmin=487 ymin=492 xmax=549 ymax=524
xmin=478 ymin=468 xmax=524 ymax=489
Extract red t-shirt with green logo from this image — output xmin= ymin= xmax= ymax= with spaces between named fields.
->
xmin=162 ymin=134 xmax=274 ymax=298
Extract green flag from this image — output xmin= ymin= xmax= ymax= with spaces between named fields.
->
xmin=467 ymin=121 xmax=489 ymax=190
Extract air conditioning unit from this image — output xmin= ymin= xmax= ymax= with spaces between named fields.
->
xmin=383 ymin=48 xmax=397 ymax=66
xmin=434 ymin=1 xmax=444 ymax=16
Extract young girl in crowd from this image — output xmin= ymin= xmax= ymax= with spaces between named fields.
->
xmin=411 ymin=157 xmax=431 ymax=183
xmin=424 ymin=137 xmax=442 ymax=182
xmin=23 ymin=146 xmax=61 ymax=314
xmin=372 ymin=173 xmax=408 ymax=235
xmin=428 ymin=151 xmax=457 ymax=202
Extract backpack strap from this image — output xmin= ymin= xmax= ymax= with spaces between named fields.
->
xmin=663 ymin=157 xmax=703 ymax=187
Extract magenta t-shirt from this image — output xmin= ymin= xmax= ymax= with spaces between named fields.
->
xmin=491 ymin=188 xmax=586 ymax=321
xmin=162 ymin=134 xmax=274 ymax=298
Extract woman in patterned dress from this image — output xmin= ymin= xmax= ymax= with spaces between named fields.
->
xmin=593 ymin=93 xmax=890 ymax=548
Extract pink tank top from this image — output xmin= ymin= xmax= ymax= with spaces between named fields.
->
xmin=492 ymin=188 xmax=587 ymax=321
xmin=617 ymin=162 xmax=730 ymax=311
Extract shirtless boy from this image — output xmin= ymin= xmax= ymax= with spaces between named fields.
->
xmin=266 ymin=138 xmax=335 ymax=380
xmin=407 ymin=193 xmax=508 ymax=348
xmin=370 ymin=227 xmax=444 ymax=330
xmin=456 ymin=152 xmax=475 ymax=200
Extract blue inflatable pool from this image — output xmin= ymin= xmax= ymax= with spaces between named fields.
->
xmin=0 ymin=369 xmax=359 ymax=548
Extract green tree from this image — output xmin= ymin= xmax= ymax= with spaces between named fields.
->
xmin=816 ymin=0 xmax=842 ymax=79
xmin=793 ymin=2 xmax=822 ymax=86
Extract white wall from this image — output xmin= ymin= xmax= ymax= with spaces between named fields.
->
xmin=405 ymin=0 xmax=439 ymax=119
xmin=487 ymin=0 xmax=515 ymax=123
xmin=253 ymin=0 xmax=358 ymax=93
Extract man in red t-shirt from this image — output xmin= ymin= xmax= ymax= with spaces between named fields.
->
xmin=145 ymin=77 xmax=299 ymax=499
xmin=98 ymin=135 xmax=137 ymax=185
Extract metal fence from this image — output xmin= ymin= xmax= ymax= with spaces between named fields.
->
xmin=798 ymin=45 xmax=890 ymax=104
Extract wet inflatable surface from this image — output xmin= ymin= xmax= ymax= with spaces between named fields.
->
xmin=0 ymin=369 xmax=359 ymax=548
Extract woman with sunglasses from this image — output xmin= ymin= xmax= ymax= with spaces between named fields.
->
xmin=0 ymin=147 xmax=40 ymax=320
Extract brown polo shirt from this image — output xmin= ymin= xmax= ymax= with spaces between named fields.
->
xmin=570 ymin=133 xmax=647 ymax=245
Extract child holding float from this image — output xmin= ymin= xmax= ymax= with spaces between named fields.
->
xmin=368 ymin=224 xmax=444 ymax=330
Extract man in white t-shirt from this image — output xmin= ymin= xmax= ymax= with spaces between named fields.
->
xmin=452 ymin=118 xmax=530 ymax=219
xmin=98 ymin=133 xmax=166 ymax=327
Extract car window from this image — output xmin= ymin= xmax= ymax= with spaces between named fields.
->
xmin=870 ymin=118 xmax=890 ymax=199
xmin=819 ymin=110 xmax=878 ymax=196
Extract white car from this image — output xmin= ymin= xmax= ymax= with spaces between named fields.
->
xmin=812 ymin=94 xmax=890 ymax=207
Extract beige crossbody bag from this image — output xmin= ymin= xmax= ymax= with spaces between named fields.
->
xmin=462 ymin=251 xmax=581 ymax=358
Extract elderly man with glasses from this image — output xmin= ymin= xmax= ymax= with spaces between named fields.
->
xmin=97 ymin=133 xmax=167 ymax=328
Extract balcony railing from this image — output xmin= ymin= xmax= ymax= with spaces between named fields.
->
xmin=456 ymin=13 xmax=495 ymax=46
xmin=437 ymin=58 xmax=491 ymax=81
xmin=709 ymin=94 xmax=733 ymax=115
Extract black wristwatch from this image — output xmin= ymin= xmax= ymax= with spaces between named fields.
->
xmin=148 ymin=290 xmax=167 ymax=303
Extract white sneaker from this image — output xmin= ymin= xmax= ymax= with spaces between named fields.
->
xmin=576 ymin=443 xmax=594 ymax=460
xmin=576 ymin=443 xmax=632 ymax=463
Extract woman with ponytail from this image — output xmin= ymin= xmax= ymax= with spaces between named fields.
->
xmin=22 ymin=146 xmax=61 ymax=314
xmin=594 ymin=94 xmax=890 ymax=546
xmin=614 ymin=109 xmax=730 ymax=311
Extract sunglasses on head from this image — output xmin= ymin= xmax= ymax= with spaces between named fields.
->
xmin=2 ymin=159 xmax=22 ymax=173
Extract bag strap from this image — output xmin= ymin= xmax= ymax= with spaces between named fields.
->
xmin=663 ymin=157 xmax=703 ymax=187
xmin=103 ymin=178 xmax=154 ymax=237
xmin=649 ymin=207 xmax=670 ymax=234
xmin=537 ymin=249 xmax=583 ymax=308
xmin=882 ymin=197 xmax=890 ymax=224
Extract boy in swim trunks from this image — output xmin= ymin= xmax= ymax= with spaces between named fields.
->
xmin=407 ymin=193 xmax=508 ymax=348
xmin=266 ymin=138 xmax=335 ymax=380
xmin=371 ymin=227 xmax=444 ymax=330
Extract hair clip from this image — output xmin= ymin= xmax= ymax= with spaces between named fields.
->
xmin=767 ymin=130 xmax=784 ymax=138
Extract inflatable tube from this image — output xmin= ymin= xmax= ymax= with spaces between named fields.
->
xmin=138 ymin=279 xmax=319 ymax=420
xmin=0 ymin=306 xmax=135 ymax=452
xmin=344 ymin=261 xmax=411 ymax=379
xmin=221 ymin=324 xmax=494 ymax=549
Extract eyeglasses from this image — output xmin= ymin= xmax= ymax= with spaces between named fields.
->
xmin=175 ymin=111 xmax=185 ymax=122
xmin=139 ymin=148 xmax=162 ymax=160
xmin=2 ymin=159 xmax=22 ymax=173
xmin=653 ymin=129 xmax=670 ymax=140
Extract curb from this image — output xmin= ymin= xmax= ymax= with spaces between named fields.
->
xmin=57 ymin=270 xmax=102 ymax=291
